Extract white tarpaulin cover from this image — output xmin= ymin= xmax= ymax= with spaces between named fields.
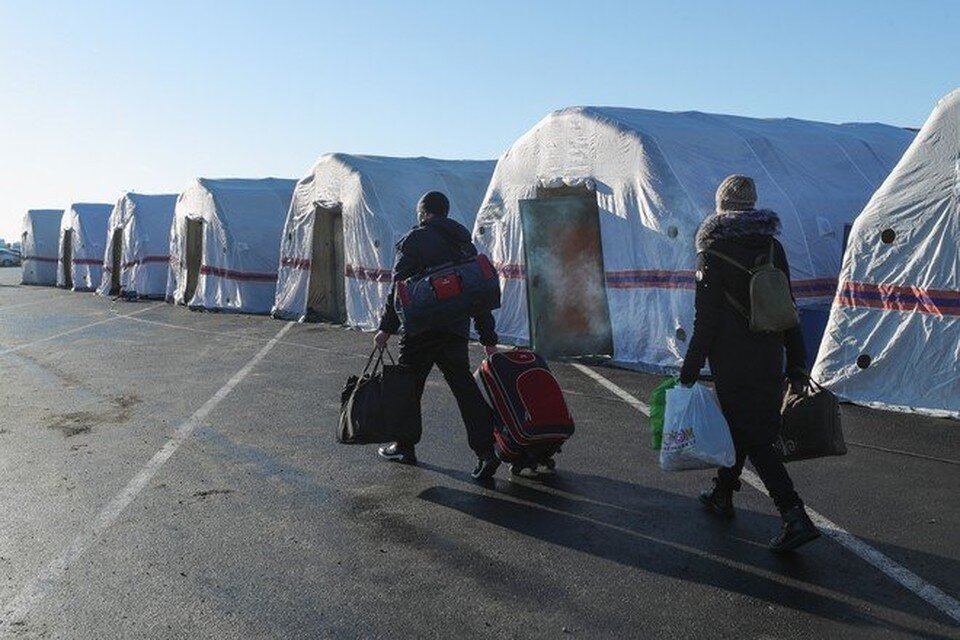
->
xmin=167 ymin=178 xmax=296 ymax=314
xmin=474 ymin=106 xmax=914 ymax=369
xmin=20 ymin=209 xmax=63 ymax=285
xmin=813 ymin=90 xmax=960 ymax=418
xmin=97 ymin=192 xmax=177 ymax=298
xmin=58 ymin=203 xmax=112 ymax=291
xmin=273 ymin=154 xmax=495 ymax=327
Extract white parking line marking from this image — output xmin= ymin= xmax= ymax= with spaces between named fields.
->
xmin=0 ymin=322 xmax=293 ymax=632
xmin=0 ymin=304 xmax=163 ymax=356
xmin=570 ymin=362 xmax=651 ymax=414
xmin=571 ymin=363 xmax=960 ymax=626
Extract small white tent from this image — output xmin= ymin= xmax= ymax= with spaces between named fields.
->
xmin=20 ymin=209 xmax=63 ymax=285
xmin=813 ymin=90 xmax=960 ymax=418
xmin=167 ymin=178 xmax=296 ymax=314
xmin=273 ymin=154 xmax=496 ymax=327
xmin=97 ymin=192 xmax=177 ymax=299
xmin=58 ymin=203 xmax=112 ymax=291
xmin=474 ymin=106 xmax=914 ymax=366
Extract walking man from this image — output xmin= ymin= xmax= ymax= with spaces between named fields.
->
xmin=374 ymin=191 xmax=501 ymax=481
xmin=680 ymin=175 xmax=820 ymax=553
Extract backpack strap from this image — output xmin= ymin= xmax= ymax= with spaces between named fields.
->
xmin=704 ymin=248 xmax=751 ymax=274
xmin=703 ymin=248 xmax=751 ymax=320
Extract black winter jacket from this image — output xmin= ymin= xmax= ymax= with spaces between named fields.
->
xmin=378 ymin=217 xmax=498 ymax=345
xmin=679 ymin=209 xmax=806 ymax=448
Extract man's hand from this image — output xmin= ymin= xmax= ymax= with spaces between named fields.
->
xmin=374 ymin=331 xmax=391 ymax=350
xmin=483 ymin=345 xmax=498 ymax=357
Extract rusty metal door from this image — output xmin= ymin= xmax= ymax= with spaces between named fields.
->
xmin=519 ymin=194 xmax=613 ymax=358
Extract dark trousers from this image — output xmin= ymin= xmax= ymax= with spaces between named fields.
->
xmin=717 ymin=443 xmax=801 ymax=514
xmin=397 ymin=331 xmax=495 ymax=456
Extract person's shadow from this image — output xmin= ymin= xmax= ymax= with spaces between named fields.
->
xmin=417 ymin=463 xmax=956 ymax=638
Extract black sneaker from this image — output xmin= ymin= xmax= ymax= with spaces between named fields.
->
xmin=699 ymin=480 xmax=735 ymax=519
xmin=769 ymin=505 xmax=821 ymax=554
xmin=377 ymin=442 xmax=417 ymax=466
xmin=471 ymin=454 xmax=500 ymax=481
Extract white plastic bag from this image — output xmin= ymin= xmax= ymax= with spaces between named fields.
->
xmin=660 ymin=383 xmax=736 ymax=472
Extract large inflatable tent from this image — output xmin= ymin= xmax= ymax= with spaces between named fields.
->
xmin=813 ymin=90 xmax=960 ymax=418
xmin=273 ymin=154 xmax=496 ymax=326
xmin=474 ymin=106 xmax=914 ymax=366
xmin=20 ymin=209 xmax=64 ymax=285
xmin=167 ymin=178 xmax=296 ymax=314
xmin=97 ymin=192 xmax=177 ymax=299
xmin=57 ymin=203 xmax=113 ymax=291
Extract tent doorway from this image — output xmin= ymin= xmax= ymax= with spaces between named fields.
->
xmin=184 ymin=218 xmax=203 ymax=303
xmin=110 ymin=228 xmax=123 ymax=295
xmin=519 ymin=187 xmax=613 ymax=358
xmin=61 ymin=230 xmax=73 ymax=289
xmin=306 ymin=205 xmax=347 ymax=323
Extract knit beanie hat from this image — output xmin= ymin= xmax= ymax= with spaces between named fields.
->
xmin=715 ymin=175 xmax=757 ymax=212
xmin=417 ymin=191 xmax=450 ymax=217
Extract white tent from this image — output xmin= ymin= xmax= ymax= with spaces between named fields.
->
xmin=97 ymin=192 xmax=177 ymax=299
xmin=20 ymin=209 xmax=63 ymax=285
xmin=474 ymin=106 xmax=914 ymax=367
xmin=58 ymin=203 xmax=112 ymax=291
xmin=167 ymin=178 xmax=296 ymax=314
xmin=273 ymin=154 xmax=496 ymax=327
xmin=813 ymin=90 xmax=960 ymax=419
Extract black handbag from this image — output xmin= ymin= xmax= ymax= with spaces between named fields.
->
xmin=775 ymin=377 xmax=847 ymax=462
xmin=337 ymin=347 xmax=418 ymax=444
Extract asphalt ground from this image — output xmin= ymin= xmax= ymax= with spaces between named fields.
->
xmin=0 ymin=267 xmax=957 ymax=639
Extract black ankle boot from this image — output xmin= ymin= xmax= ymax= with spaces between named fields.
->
xmin=699 ymin=479 xmax=735 ymax=519
xmin=769 ymin=505 xmax=820 ymax=553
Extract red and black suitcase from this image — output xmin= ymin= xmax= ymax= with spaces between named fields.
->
xmin=475 ymin=349 xmax=575 ymax=474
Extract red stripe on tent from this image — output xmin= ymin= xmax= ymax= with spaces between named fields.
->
xmin=200 ymin=265 xmax=277 ymax=283
xmin=836 ymin=281 xmax=960 ymax=317
xmin=72 ymin=258 xmax=102 ymax=266
xmin=345 ymin=265 xmax=392 ymax=282
xmin=22 ymin=256 xmax=58 ymax=263
xmin=281 ymin=256 xmax=312 ymax=270
xmin=121 ymin=255 xmax=170 ymax=269
xmin=496 ymin=262 xmax=836 ymax=296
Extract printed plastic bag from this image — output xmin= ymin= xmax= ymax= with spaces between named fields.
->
xmin=648 ymin=376 xmax=679 ymax=449
xmin=660 ymin=383 xmax=736 ymax=471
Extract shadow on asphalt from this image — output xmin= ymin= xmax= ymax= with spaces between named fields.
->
xmin=418 ymin=464 xmax=954 ymax=638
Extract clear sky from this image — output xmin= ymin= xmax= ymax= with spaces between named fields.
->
xmin=1 ymin=0 xmax=956 ymax=240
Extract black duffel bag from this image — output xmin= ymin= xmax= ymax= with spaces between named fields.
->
xmin=337 ymin=347 xmax=418 ymax=444
xmin=775 ymin=376 xmax=847 ymax=462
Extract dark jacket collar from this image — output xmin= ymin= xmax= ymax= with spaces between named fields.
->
xmin=695 ymin=209 xmax=781 ymax=252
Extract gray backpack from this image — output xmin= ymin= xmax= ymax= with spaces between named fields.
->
xmin=705 ymin=243 xmax=799 ymax=333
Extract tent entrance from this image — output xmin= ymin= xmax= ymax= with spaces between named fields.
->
xmin=184 ymin=219 xmax=203 ymax=303
xmin=110 ymin=229 xmax=123 ymax=295
xmin=306 ymin=205 xmax=347 ymax=323
xmin=519 ymin=188 xmax=613 ymax=358
xmin=61 ymin=230 xmax=73 ymax=289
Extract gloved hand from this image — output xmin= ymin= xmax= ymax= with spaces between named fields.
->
xmin=678 ymin=373 xmax=697 ymax=388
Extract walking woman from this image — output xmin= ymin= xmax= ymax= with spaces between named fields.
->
xmin=679 ymin=175 xmax=820 ymax=553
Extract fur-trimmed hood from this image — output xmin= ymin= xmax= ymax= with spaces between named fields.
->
xmin=695 ymin=208 xmax=781 ymax=252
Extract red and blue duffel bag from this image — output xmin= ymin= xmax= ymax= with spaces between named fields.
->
xmin=475 ymin=349 xmax=575 ymax=474
xmin=394 ymin=254 xmax=501 ymax=335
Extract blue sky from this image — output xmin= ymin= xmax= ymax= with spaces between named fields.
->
xmin=1 ymin=0 xmax=956 ymax=240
